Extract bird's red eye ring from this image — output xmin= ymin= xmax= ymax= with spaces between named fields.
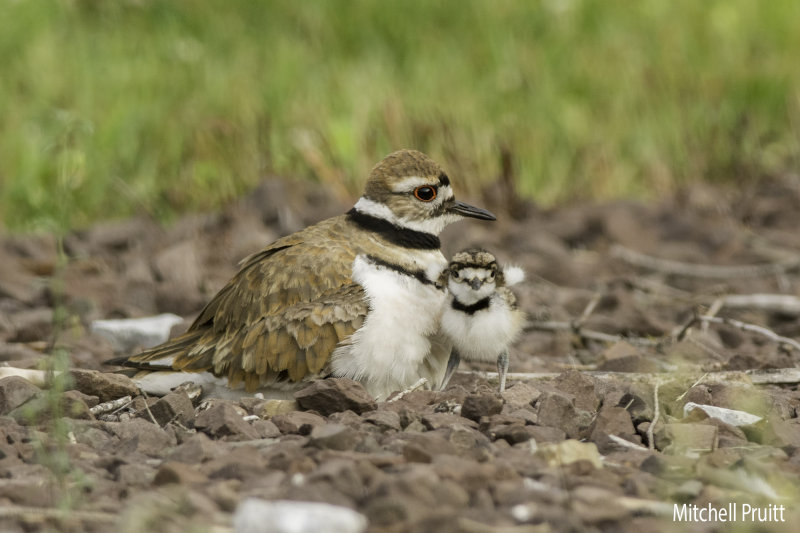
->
xmin=413 ymin=186 xmax=437 ymax=202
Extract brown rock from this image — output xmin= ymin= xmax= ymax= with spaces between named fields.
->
xmin=588 ymin=406 xmax=639 ymax=453
xmin=526 ymin=425 xmax=567 ymax=443
xmin=422 ymin=412 xmax=477 ymax=431
xmin=204 ymin=446 xmax=270 ymax=481
xmin=535 ymin=385 xmax=581 ymax=438
xmin=657 ymin=423 xmax=718 ymax=454
xmin=147 ymin=391 xmax=195 ymax=427
xmin=9 ymin=308 xmax=53 ymax=343
xmin=61 ymin=390 xmax=96 ymax=420
xmin=252 ymin=419 xmax=281 ymax=438
xmin=597 ymin=355 xmax=660 ymax=373
xmin=117 ymin=463 xmax=156 ymax=487
xmin=195 ymin=402 xmax=260 ymax=441
xmin=493 ymin=424 xmax=535 ymax=445
xmin=106 ymin=418 xmax=177 ymax=457
xmin=0 ymin=376 xmax=40 ymax=415
xmin=309 ymin=423 xmax=361 ymax=451
xmin=501 ymin=382 xmax=542 ymax=409
xmin=167 ymin=432 xmax=222 ymax=464
xmin=461 ymin=392 xmax=503 ymax=422
xmin=154 ymin=461 xmax=208 ymax=486
xmin=69 ymin=369 xmax=139 ymax=402
xmin=271 ymin=410 xmax=326 ymax=435
xmin=294 ymin=378 xmax=377 ymax=416
xmin=553 ymin=370 xmax=599 ymax=411
xmin=363 ymin=410 xmax=402 ymax=432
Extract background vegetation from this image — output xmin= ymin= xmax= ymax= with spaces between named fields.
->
xmin=2 ymin=0 xmax=799 ymax=231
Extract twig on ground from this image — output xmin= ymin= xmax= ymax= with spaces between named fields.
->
xmin=526 ymin=320 xmax=660 ymax=347
xmin=140 ymin=391 xmax=160 ymax=426
xmin=468 ymin=367 xmax=800 ymax=385
xmin=647 ymin=381 xmax=661 ymax=452
xmin=702 ymin=299 xmax=724 ymax=333
xmin=607 ymin=434 xmax=649 ymax=451
xmin=675 ymin=373 xmax=709 ymax=402
xmin=572 ymin=290 xmax=604 ymax=330
xmin=0 ymin=506 xmax=115 ymax=523
xmin=610 ymin=244 xmax=800 ymax=278
xmin=696 ymin=314 xmax=800 ymax=352
xmin=89 ymin=395 xmax=132 ymax=416
xmin=720 ymin=293 xmax=800 ymax=316
xmin=386 ymin=377 xmax=428 ymax=403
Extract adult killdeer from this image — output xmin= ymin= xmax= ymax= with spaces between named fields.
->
xmin=440 ymin=248 xmax=525 ymax=392
xmin=115 ymin=150 xmax=496 ymax=400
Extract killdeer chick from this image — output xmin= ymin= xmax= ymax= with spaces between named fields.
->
xmin=440 ymin=248 xmax=525 ymax=392
xmin=113 ymin=150 xmax=495 ymax=400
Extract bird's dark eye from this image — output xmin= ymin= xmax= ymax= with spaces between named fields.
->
xmin=489 ymin=270 xmax=496 ymax=279
xmin=413 ymin=186 xmax=437 ymax=202
xmin=451 ymin=269 xmax=460 ymax=279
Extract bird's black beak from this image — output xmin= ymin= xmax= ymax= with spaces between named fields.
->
xmin=447 ymin=200 xmax=496 ymax=221
xmin=469 ymin=278 xmax=483 ymax=290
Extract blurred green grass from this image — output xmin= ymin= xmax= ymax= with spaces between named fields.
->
xmin=1 ymin=0 xmax=799 ymax=231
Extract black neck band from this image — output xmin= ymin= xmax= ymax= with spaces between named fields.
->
xmin=347 ymin=208 xmax=440 ymax=250
xmin=451 ymin=297 xmax=491 ymax=315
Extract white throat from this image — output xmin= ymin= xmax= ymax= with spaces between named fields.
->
xmin=353 ymin=197 xmax=459 ymax=235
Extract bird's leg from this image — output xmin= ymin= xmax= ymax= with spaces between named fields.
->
xmin=497 ymin=350 xmax=509 ymax=393
xmin=440 ymin=348 xmax=462 ymax=390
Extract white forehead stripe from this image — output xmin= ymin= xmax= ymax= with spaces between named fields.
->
xmin=390 ymin=176 xmax=433 ymax=192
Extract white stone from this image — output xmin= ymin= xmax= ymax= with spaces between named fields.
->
xmin=683 ymin=402 xmax=763 ymax=426
xmin=233 ymin=499 xmax=367 ymax=533
xmin=90 ymin=313 xmax=184 ymax=353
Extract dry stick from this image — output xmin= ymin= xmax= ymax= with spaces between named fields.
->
xmin=702 ymin=298 xmax=724 ymax=333
xmin=572 ymin=290 xmax=604 ymax=330
xmin=675 ymin=373 xmax=709 ymax=402
xmin=140 ymin=391 xmax=160 ymax=426
xmin=89 ymin=395 xmax=132 ymax=416
xmin=526 ymin=321 xmax=660 ymax=347
xmin=607 ymin=434 xmax=648 ymax=451
xmin=721 ymin=293 xmax=800 ymax=316
xmin=470 ymin=368 xmax=800 ymax=385
xmin=697 ymin=314 xmax=800 ymax=352
xmin=0 ymin=506 xmax=116 ymax=523
xmin=610 ymin=244 xmax=800 ymax=278
xmin=386 ymin=377 xmax=428 ymax=403
xmin=647 ymin=381 xmax=661 ymax=452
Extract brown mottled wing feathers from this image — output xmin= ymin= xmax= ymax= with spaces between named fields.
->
xmin=127 ymin=216 xmax=369 ymax=391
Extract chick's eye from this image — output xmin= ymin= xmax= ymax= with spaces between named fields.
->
xmin=489 ymin=270 xmax=496 ymax=279
xmin=451 ymin=270 xmax=460 ymax=279
xmin=414 ymin=186 xmax=437 ymax=202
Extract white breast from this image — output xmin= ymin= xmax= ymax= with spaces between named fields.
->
xmin=331 ymin=253 xmax=450 ymax=400
xmin=441 ymin=294 xmax=521 ymax=363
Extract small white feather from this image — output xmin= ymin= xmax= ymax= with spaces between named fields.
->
xmin=503 ymin=265 xmax=525 ymax=286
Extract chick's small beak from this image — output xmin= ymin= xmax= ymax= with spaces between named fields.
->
xmin=447 ymin=200 xmax=496 ymax=221
xmin=469 ymin=278 xmax=483 ymax=290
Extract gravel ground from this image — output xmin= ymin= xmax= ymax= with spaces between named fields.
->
xmin=1 ymin=176 xmax=800 ymax=532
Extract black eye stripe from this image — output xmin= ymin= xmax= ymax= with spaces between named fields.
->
xmin=438 ymin=173 xmax=450 ymax=187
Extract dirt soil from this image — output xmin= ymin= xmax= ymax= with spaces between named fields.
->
xmin=1 ymin=176 xmax=800 ymax=532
